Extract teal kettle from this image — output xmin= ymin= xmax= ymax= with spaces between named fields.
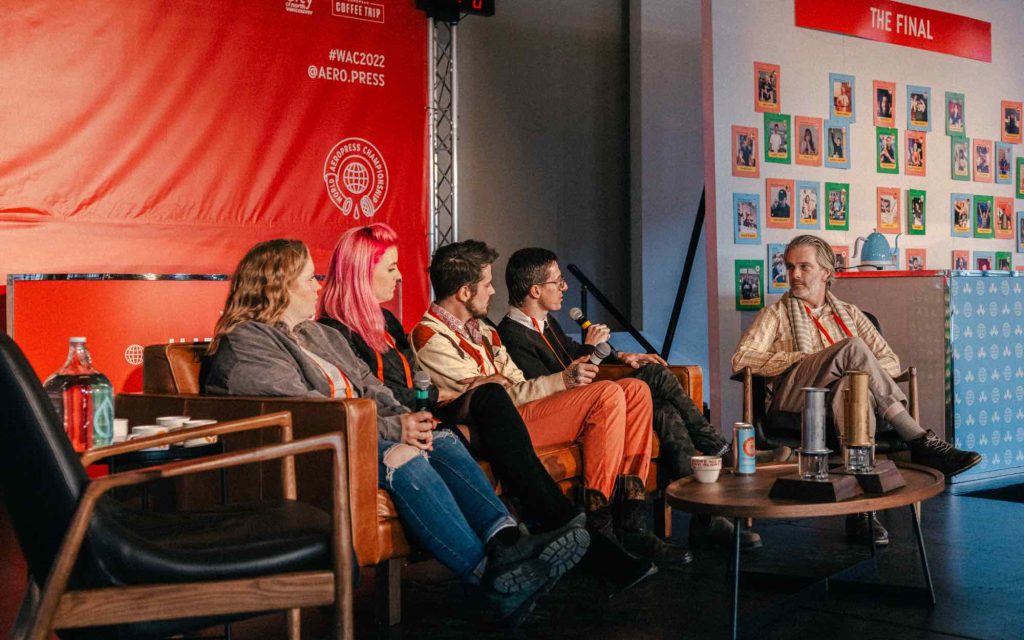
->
xmin=852 ymin=230 xmax=900 ymax=270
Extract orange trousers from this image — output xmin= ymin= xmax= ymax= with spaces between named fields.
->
xmin=517 ymin=379 xmax=653 ymax=499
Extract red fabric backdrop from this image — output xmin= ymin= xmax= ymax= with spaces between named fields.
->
xmin=0 ymin=0 xmax=430 ymax=320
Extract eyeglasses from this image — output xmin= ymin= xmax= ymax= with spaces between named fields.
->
xmin=536 ymin=275 xmax=567 ymax=288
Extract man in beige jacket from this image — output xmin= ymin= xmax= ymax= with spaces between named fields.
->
xmin=412 ymin=239 xmax=689 ymax=566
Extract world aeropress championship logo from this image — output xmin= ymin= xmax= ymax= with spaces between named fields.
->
xmin=323 ymin=138 xmax=388 ymax=219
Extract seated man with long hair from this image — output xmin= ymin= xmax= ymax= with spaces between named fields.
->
xmin=203 ymin=239 xmax=587 ymax=627
xmin=317 ymin=224 xmax=656 ymax=591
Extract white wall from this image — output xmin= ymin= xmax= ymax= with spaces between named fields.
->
xmin=705 ymin=0 xmax=1024 ymax=430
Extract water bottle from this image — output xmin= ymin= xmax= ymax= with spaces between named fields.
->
xmin=43 ymin=337 xmax=115 ymax=452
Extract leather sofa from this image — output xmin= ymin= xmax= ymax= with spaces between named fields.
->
xmin=117 ymin=343 xmax=706 ymax=625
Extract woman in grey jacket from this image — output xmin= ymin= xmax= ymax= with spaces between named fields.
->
xmin=203 ymin=239 xmax=587 ymax=627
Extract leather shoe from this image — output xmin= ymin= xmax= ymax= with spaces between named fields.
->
xmin=908 ymin=430 xmax=982 ymax=477
xmin=845 ymin=512 xmax=889 ymax=546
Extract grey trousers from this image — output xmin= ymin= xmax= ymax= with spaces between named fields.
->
xmin=770 ymin=337 xmax=906 ymax=439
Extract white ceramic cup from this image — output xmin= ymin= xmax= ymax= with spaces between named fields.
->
xmin=112 ymin=418 xmax=129 ymax=442
xmin=128 ymin=425 xmax=170 ymax=451
xmin=155 ymin=416 xmax=190 ymax=429
xmin=182 ymin=419 xmax=219 ymax=447
xmin=691 ymin=455 xmax=723 ymax=483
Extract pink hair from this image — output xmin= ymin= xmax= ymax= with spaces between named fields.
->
xmin=318 ymin=223 xmax=400 ymax=352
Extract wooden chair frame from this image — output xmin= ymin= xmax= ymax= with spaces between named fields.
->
xmin=12 ymin=412 xmax=355 ymax=640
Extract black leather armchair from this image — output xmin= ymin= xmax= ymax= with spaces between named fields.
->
xmin=0 ymin=332 xmax=354 ymax=640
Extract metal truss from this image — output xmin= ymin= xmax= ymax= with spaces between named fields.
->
xmin=428 ymin=19 xmax=457 ymax=253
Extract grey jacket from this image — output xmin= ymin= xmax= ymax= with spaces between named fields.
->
xmin=204 ymin=320 xmax=408 ymax=441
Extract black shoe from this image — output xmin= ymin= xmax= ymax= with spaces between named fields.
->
xmin=618 ymin=529 xmax=694 ymax=564
xmin=585 ymin=531 xmax=658 ymax=593
xmin=487 ymin=574 xmax=560 ymax=628
xmin=614 ymin=475 xmax=694 ymax=565
xmin=845 ymin=512 xmax=889 ymax=546
xmin=689 ymin=515 xmax=763 ymax=550
xmin=485 ymin=519 xmax=590 ymax=594
xmin=908 ymin=430 xmax=982 ymax=477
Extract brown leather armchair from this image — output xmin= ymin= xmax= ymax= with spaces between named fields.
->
xmin=120 ymin=345 xmax=706 ymax=626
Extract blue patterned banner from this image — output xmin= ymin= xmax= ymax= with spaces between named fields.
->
xmin=949 ymin=272 xmax=1024 ymax=482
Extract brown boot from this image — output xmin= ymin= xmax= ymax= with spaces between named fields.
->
xmin=583 ymin=488 xmax=657 ymax=592
xmin=613 ymin=476 xmax=693 ymax=565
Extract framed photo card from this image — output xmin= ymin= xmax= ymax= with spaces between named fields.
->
xmin=1018 ymin=157 xmax=1024 ymax=198
xmin=994 ymin=197 xmax=1014 ymax=240
xmin=873 ymin=80 xmax=896 ymax=127
xmin=952 ymin=250 xmax=970 ymax=271
xmin=973 ymin=139 xmax=993 ymax=183
xmin=754 ymin=62 xmax=780 ymax=113
xmin=876 ymin=127 xmax=899 ymax=174
xmin=795 ymin=180 xmax=821 ymax=229
xmin=794 ymin=116 xmax=822 ymax=166
xmin=950 ymin=193 xmax=973 ymax=238
xmin=945 ymin=92 xmax=965 ymax=136
xmin=995 ymin=251 xmax=1013 ymax=271
xmin=1001 ymin=100 xmax=1022 ymax=144
xmin=974 ymin=195 xmax=994 ymax=239
xmin=828 ymin=73 xmax=855 ymax=122
xmin=907 ymin=189 xmax=926 ymax=235
xmin=732 ymin=125 xmax=759 ymax=178
xmin=905 ymin=130 xmax=926 ymax=177
xmin=876 ymin=187 xmax=901 ymax=234
xmin=825 ymin=182 xmax=850 ymax=231
xmin=832 ymin=245 xmax=851 ymax=271
xmin=906 ymin=85 xmax=931 ymax=132
xmin=735 ymin=260 xmax=764 ymax=311
xmin=767 ymin=244 xmax=789 ymax=293
xmin=951 ymin=136 xmax=970 ymax=181
xmin=974 ymin=251 xmax=994 ymax=271
xmin=1017 ymin=211 xmax=1024 ymax=253
xmin=764 ymin=113 xmax=791 ymax=164
xmin=905 ymin=248 xmax=926 ymax=271
xmin=824 ymin=120 xmax=850 ymax=169
xmin=765 ymin=178 xmax=795 ymax=228
xmin=732 ymin=193 xmax=761 ymax=244
xmin=996 ymin=142 xmax=1013 ymax=184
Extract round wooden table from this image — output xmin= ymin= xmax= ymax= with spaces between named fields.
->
xmin=665 ymin=462 xmax=945 ymax=639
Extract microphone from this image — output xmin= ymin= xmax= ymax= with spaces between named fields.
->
xmin=413 ymin=371 xmax=432 ymax=412
xmin=568 ymin=308 xmax=619 ymax=358
xmin=588 ymin=342 xmax=612 ymax=365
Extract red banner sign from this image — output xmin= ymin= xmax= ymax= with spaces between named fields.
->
xmin=0 ymin=1 xmax=430 ymax=321
xmin=795 ymin=0 xmax=992 ymax=62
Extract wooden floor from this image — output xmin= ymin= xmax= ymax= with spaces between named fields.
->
xmin=3 ymin=482 xmax=1023 ymax=639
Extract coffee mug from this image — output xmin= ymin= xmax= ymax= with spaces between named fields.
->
xmin=155 ymin=416 xmax=190 ymax=429
xmin=128 ymin=425 xmax=170 ymax=451
xmin=691 ymin=455 xmax=722 ymax=483
xmin=182 ymin=419 xmax=219 ymax=447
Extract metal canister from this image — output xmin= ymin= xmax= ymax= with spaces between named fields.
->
xmin=732 ymin=422 xmax=756 ymax=475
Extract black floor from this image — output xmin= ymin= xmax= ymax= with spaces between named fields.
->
xmin=216 ymin=485 xmax=1024 ymax=639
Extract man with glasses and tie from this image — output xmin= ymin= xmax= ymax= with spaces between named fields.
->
xmin=496 ymin=248 xmax=766 ymax=550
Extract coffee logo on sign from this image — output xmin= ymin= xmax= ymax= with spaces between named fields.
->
xmin=286 ymin=0 xmax=313 ymax=15
xmin=324 ymin=138 xmax=389 ymax=219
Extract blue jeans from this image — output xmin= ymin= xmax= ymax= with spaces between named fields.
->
xmin=378 ymin=429 xmax=516 ymax=582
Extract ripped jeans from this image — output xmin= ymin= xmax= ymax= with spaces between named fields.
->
xmin=378 ymin=429 xmax=517 ymax=583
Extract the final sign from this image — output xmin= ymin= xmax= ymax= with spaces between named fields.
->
xmin=795 ymin=0 xmax=992 ymax=63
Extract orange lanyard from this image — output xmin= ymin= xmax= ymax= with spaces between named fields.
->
xmin=530 ymin=318 xmax=570 ymax=368
xmin=373 ymin=333 xmax=414 ymax=388
xmin=804 ymin=304 xmax=853 ymax=346
xmin=427 ymin=310 xmax=496 ymax=375
xmin=312 ymin=360 xmax=353 ymax=398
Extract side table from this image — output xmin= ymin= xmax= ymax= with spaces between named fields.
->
xmin=666 ymin=462 xmax=945 ymax=640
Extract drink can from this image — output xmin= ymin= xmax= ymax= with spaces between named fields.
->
xmin=732 ymin=422 xmax=756 ymax=475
